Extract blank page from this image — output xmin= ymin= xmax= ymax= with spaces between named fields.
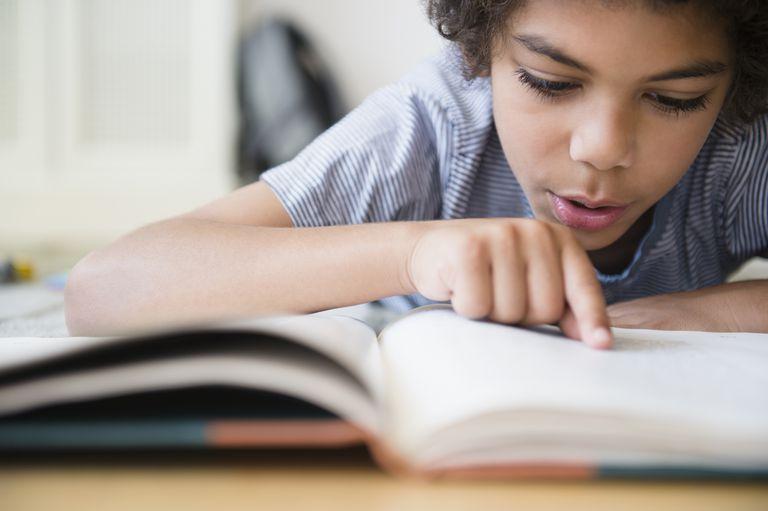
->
xmin=379 ymin=307 xmax=768 ymax=463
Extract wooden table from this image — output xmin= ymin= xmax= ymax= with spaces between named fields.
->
xmin=1 ymin=448 xmax=767 ymax=511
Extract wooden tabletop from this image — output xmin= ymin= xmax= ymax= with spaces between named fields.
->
xmin=1 ymin=448 xmax=767 ymax=511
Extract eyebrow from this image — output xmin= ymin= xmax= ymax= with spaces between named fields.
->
xmin=512 ymin=34 xmax=728 ymax=82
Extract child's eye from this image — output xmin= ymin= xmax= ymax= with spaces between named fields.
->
xmin=645 ymin=92 xmax=712 ymax=117
xmin=514 ymin=68 xmax=579 ymax=100
xmin=513 ymin=67 xmax=711 ymax=118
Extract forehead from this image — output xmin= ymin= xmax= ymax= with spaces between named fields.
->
xmin=504 ymin=0 xmax=731 ymax=78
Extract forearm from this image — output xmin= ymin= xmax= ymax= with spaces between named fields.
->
xmin=607 ymin=280 xmax=768 ymax=333
xmin=697 ymin=280 xmax=768 ymax=332
xmin=65 ymin=218 xmax=428 ymax=336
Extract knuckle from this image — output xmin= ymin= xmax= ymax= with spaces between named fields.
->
xmin=531 ymin=225 xmax=559 ymax=257
xmin=490 ymin=221 xmax=519 ymax=240
xmin=455 ymin=234 xmax=487 ymax=263
xmin=528 ymin=300 xmax=565 ymax=324
xmin=452 ymin=296 xmax=490 ymax=320
xmin=488 ymin=223 xmax=518 ymax=253
xmin=524 ymin=280 xmax=565 ymax=324
xmin=521 ymin=219 xmax=550 ymax=238
xmin=548 ymin=221 xmax=570 ymax=235
xmin=553 ymin=224 xmax=577 ymax=245
xmin=490 ymin=307 xmax=525 ymax=325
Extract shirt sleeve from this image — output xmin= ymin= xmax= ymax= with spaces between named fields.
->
xmin=258 ymin=83 xmax=447 ymax=227
xmin=722 ymin=117 xmax=768 ymax=261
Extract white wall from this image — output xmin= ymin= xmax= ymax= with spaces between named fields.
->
xmin=1 ymin=1 xmax=444 ymax=253
xmin=239 ymin=0 xmax=445 ymax=109
xmin=1 ymin=0 xmax=236 ymax=251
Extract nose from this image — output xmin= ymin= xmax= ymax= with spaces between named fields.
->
xmin=569 ymin=100 xmax=635 ymax=171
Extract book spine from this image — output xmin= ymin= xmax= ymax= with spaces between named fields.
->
xmin=0 ymin=419 xmax=367 ymax=450
xmin=0 ymin=421 xmax=208 ymax=449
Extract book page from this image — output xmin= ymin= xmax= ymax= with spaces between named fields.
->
xmin=0 ymin=313 xmax=385 ymax=432
xmin=379 ymin=307 xmax=768 ymax=466
xmin=216 ymin=314 xmax=383 ymax=398
xmin=0 ymin=352 xmax=380 ymax=434
xmin=0 ymin=336 xmax=117 ymax=371
xmin=0 ymin=313 xmax=383 ymax=398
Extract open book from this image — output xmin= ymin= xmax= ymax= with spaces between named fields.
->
xmin=1 ymin=303 xmax=767 ymax=479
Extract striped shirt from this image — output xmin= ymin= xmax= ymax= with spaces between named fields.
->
xmin=260 ymin=45 xmax=768 ymax=314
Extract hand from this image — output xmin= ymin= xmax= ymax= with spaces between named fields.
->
xmin=606 ymin=287 xmax=752 ymax=332
xmin=406 ymin=218 xmax=613 ymax=349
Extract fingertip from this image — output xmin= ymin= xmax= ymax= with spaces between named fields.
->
xmin=588 ymin=326 xmax=614 ymax=349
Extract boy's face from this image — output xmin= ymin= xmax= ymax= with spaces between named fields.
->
xmin=490 ymin=0 xmax=733 ymax=251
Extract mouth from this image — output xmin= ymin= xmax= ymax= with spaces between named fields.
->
xmin=548 ymin=191 xmax=629 ymax=232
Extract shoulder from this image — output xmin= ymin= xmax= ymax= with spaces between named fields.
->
xmin=708 ymin=113 xmax=768 ymax=259
xmin=302 ymin=45 xmax=493 ymax=157
xmin=713 ymin=113 xmax=768 ymax=207
xmin=389 ymin=44 xmax=495 ymax=154
xmin=707 ymin=112 xmax=768 ymax=172
xmin=684 ymin=113 xmax=768 ymax=208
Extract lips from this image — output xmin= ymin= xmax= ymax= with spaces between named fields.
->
xmin=558 ymin=194 xmax=627 ymax=209
xmin=548 ymin=191 xmax=629 ymax=231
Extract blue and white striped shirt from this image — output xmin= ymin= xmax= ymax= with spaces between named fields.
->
xmin=260 ymin=45 xmax=768 ymax=314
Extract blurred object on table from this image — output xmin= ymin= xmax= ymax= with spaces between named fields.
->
xmin=0 ymin=256 xmax=36 ymax=284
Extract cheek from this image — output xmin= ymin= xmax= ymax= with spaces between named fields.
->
xmin=492 ymin=83 xmax=566 ymax=186
xmin=635 ymin=116 xmax=718 ymax=201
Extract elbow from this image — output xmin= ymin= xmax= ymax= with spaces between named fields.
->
xmin=64 ymin=250 xmax=113 ymax=336
xmin=65 ymin=221 xmax=176 ymax=337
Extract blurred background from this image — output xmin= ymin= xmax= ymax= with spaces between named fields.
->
xmin=2 ymin=0 xmax=765 ymax=292
xmin=0 ymin=0 xmax=443 ymax=275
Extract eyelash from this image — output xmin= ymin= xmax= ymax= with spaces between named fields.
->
xmin=513 ymin=67 xmax=712 ymax=118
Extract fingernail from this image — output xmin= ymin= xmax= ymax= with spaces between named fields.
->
xmin=591 ymin=327 xmax=613 ymax=348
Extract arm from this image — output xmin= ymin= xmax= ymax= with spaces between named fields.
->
xmin=66 ymin=81 xmax=611 ymax=342
xmin=64 ymin=181 xmax=429 ymax=336
xmin=66 ymin=181 xmax=612 ymax=347
xmin=65 ymin=83 xmax=442 ymax=337
xmin=607 ymin=279 xmax=768 ymax=333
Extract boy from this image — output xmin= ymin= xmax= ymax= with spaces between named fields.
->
xmin=65 ymin=0 xmax=768 ymax=349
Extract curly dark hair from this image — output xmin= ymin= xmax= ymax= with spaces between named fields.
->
xmin=425 ymin=0 xmax=768 ymax=125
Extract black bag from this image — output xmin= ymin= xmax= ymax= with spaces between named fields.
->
xmin=236 ymin=17 xmax=345 ymax=185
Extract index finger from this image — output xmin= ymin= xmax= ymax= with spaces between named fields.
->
xmin=556 ymin=232 xmax=613 ymax=349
